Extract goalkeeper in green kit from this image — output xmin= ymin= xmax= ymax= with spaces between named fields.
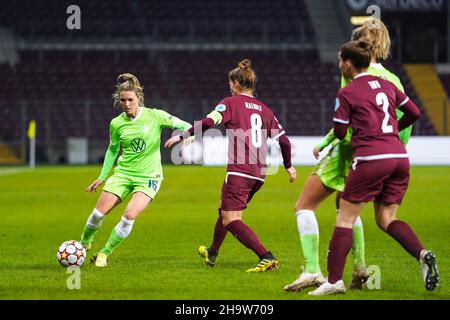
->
xmin=284 ymin=18 xmax=413 ymax=291
xmin=78 ymin=73 xmax=192 ymax=267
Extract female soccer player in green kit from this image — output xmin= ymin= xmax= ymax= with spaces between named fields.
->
xmin=284 ymin=18 xmax=413 ymax=291
xmin=78 ymin=73 xmax=192 ymax=267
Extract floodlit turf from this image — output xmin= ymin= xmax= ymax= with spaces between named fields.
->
xmin=0 ymin=165 xmax=449 ymax=300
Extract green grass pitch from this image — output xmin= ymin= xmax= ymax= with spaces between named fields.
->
xmin=0 ymin=165 xmax=449 ymax=300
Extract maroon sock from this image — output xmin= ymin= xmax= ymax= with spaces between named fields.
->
xmin=327 ymin=227 xmax=353 ymax=284
xmin=387 ymin=220 xmax=424 ymax=261
xmin=226 ymin=220 xmax=268 ymax=258
xmin=209 ymin=216 xmax=228 ymax=254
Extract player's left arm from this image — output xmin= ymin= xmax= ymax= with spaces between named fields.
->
xmin=392 ymin=77 xmax=413 ymax=145
xmin=395 ymin=91 xmax=421 ymax=131
xmin=269 ymin=116 xmax=296 ymax=183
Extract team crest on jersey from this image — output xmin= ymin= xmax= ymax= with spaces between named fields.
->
xmin=215 ymin=104 xmax=226 ymax=112
xmin=130 ymin=138 xmax=146 ymax=153
xmin=141 ymin=125 xmax=149 ymax=133
xmin=334 ymin=98 xmax=340 ymax=111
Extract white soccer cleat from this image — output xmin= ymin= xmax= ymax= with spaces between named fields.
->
xmin=284 ymin=272 xmax=326 ymax=291
xmin=308 ymin=280 xmax=346 ymax=296
xmin=419 ymin=250 xmax=439 ymax=291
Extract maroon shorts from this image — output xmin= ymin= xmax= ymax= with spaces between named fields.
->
xmin=342 ymin=157 xmax=410 ymax=204
xmin=219 ymin=174 xmax=264 ymax=212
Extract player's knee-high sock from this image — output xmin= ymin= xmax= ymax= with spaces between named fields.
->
xmin=296 ymin=210 xmax=320 ymax=273
xmin=337 ymin=210 xmax=366 ymax=269
xmin=100 ymin=216 xmax=135 ymax=256
xmin=210 ymin=215 xmax=227 ymax=254
xmin=327 ymin=227 xmax=353 ymax=284
xmin=351 ymin=216 xmax=366 ymax=269
xmin=226 ymin=220 xmax=269 ymax=258
xmin=386 ymin=220 xmax=424 ymax=260
xmin=80 ymin=208 xmax=105 ymax=246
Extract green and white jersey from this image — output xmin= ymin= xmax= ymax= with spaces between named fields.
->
xmin=98 ymin=107 xmax=191 ymax=181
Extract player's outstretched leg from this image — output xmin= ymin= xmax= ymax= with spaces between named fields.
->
xmin=225 ymin=220 xmax=278 ymax=272
xmin=80 ymin=208 xmax=105 ymax=251
xmin=285 ymin=175 xmax=333 ymax=291
xmin=92 ymin=216 xmax=135 ymax=267
xmin=198 ymin=215 xmax=227 ymax=267
xmin=386 ymin=219 xmax=439 ymax=291
xmin=284 ymin=210 xmax=324 ymax=291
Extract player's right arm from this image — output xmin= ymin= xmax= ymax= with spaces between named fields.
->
xmin=333 ymin=92 xmax=351 ymax=140
xmin=85 ymin=121 xmax=121 ymax=192
xmin=164 ymin=100 xmax=229 ymax=148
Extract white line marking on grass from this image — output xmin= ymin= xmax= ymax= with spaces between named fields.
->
xmin=0 ymin=168 xmax=31 ymax=176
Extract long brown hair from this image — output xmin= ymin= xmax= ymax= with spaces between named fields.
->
xmin=112 ymin=73 xmax=145 ymax=108
xmin=228 ymin=59 xmax=257 ymax=92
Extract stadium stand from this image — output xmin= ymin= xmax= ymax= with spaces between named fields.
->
xmin=0 ymin=0 xmax=439 ymax=164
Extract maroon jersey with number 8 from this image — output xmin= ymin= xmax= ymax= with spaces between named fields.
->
xmin=214 ymin=94 xmax=285 ymax=179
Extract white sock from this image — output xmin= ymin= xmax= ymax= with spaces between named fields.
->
xmin=86 ymin=208 xmax=105 ymax=229
xmin=296 ymin=210 xmax=319 ymax=236
xmin=353 ymin=216 xmax=363 ymax=227
xmin=114 ymin=216 xmax=135 ymax=238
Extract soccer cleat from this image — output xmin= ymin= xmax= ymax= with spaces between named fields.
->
xmin=308 ymin=280 xmax=346 ymax=296
xmin=90 ymin=252 xmax=108 ymax=267
xmin=284 ymin=271 xmax=325 ymax=291
xmin=246 ymin=259 xmax=279 ymax=273
xmin=348 ymin=266 xmax=369 ymax=290
xmin=198 ymin=245 xmax=217 ymax=267
xmin=419 ymin=250 xmax=439 ymax=291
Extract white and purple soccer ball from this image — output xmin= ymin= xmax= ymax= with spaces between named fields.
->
xmin=56 ymin=240 xmax=86 ymax=267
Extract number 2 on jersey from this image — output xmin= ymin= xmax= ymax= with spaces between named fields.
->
xmin=376 ymin=92 xmax=394 ymax=133
xmin=250 ymin=113 xmax=262 ymax=148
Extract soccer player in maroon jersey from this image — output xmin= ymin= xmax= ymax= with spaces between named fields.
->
xmin=165 ymin=59 xmax=296 ymax=272
xmin=310 ymin=41 xmax=439 ymax=295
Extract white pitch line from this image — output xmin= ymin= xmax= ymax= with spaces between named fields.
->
xmin=0 ymin=168 xmax=31 ymax=176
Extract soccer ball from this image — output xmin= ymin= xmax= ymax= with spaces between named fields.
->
xmin=57 ymin=240 xmax=86 ymax=267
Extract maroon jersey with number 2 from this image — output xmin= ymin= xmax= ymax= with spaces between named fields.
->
xmin=334 ymin=73 xmax=419 ymax=204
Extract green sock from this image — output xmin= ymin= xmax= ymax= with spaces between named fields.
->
xmin=300 ymin=234 xmax=320 ymax=273
xmin=100 ymin=229 xmax=126 ymax=256
xmin=80 ymin=226 xmax=100 ymax=247
xmin=351 ymin=225 xmax=366 ymax=269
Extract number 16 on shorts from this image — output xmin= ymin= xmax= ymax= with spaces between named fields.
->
xmin=148 ymin=180 xmax=159 ymax=191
